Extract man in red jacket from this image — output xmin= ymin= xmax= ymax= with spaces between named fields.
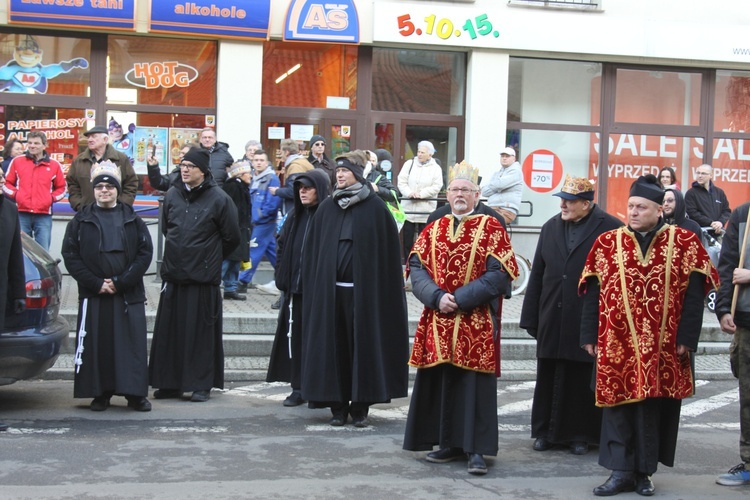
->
xmin=2 ymin=131 xmax=65 ymax=250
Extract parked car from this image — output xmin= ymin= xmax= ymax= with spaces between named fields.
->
xmin=0 ymin=233 xmax=69 ymax=385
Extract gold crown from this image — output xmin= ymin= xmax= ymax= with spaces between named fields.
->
xmin=560 ymin=174 xmax=595 ymax=196
xmin=448 ymin=160 xmax=479 ymax=185
xmin=90 ymin=160 xmax=121 ymax=183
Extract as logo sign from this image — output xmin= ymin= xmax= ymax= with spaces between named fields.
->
xmin=125 ymin=62 xmax=199 ymax=89
xmin=285 ymin=0 xmax=359 ymax=43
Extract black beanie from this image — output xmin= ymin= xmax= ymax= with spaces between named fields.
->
xmin=183 ymin=148 xmax=210 ymax=175
xmin=335 ymin=156 xmax=365 ymax=181
xmin=629 ymin=174 xmax=664 ymax=204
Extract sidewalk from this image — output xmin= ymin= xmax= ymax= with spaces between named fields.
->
xmin=55 ymin=271 xmax=733 ymax=381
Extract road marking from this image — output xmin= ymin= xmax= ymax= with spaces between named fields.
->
xmin=681 ymin=389 xmax=738 ymax=418
xmin=498 ymin=399 xmax=533 ymax=416
xmin=153 ymin=426 xmax=228 ymax=433
xmin=305 ymin=425 xmax=374 ymax=432
xmin=5 ymin=428 xmax=70 ymax=434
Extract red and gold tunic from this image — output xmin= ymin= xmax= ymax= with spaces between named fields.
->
xmin=579 ymin=225 xmax=719 ymax=407
xmin=407 ymin=214 xmax=518 ymax=373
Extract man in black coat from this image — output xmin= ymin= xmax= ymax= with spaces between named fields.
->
xmin=62 ymin=162 xmax=153 ymax=412
xmin=300 ymin=151 xmax=409 ymax=427
xmin=266 ymin=169 xmax=331 ymax=406
xmin=685 ymin=164 xmax=731 ymax=238
xmin=149 ymin=149 xmax=240 ymax=403
xmin=199 ymin=128 xmax=233 ymax=184
xmin=307 ymin=134 xmax=335 ymax=186
xmin=520 ymin=174 xmax=622 ymax=455
xmin=0 ymin=169 xmax=26 ymax=431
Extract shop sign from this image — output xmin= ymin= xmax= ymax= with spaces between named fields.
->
xmin=9 ymin=0 xmax=136 ymax=31
xmin=150 ymin=0 xmax=271 ymax=40
xmin=522 ymin=149 xmax=563 ymax=193
xmin=124 ymin=61 xmax=199 ymax=90
xmin=284 ymin=0 xmax=359 ymax=43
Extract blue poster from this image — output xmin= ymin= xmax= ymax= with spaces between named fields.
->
xmin=9 ymin=0 xmax=136 ymax=30
xmin=284 ymin=0 xmax=359 ymax=43
xmin=150 ymin=0 xmax=271 ymax=40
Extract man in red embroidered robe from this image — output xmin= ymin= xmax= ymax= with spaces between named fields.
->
xmin=580 ymin=174 xmax=718 ymax=497
xmin=402 ymin=161 xmax=518 ymax=476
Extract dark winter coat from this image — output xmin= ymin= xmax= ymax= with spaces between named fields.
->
xmin=66 ymin=144 xmax=137 ymax=211
xmin=161 ymin=178 xmax=240 ymax=285
xmin=202 ymin=141 xmax=234 ymax=184
xmin=146 ymin=161 xmax=180 ymax=192
xmin=222 ymin=177 xmax=251 ymax=263
xmin=0 ymin=197 xmax=25 ymax=330
xmin=308 ymin=152 xmax=336 ymax=186
xmin=62 ymin=202 xmax=153 ymax=304
xmin=716 ymin=201 xmax=750 ymax=328
xmin=520 ymin=204 xmax=623 ymax=362
xmin=685 ymin=180 xmax=731 ymax=234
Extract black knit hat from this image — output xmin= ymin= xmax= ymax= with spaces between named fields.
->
xmin=335 ymin=156 xmax=365 ymax=181
xmin=183 ymin=148 xmax=210 ymax=175
xmin=629 ymin=174 xmax=664 ymax=204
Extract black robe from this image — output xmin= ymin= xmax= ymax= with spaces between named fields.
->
xmin=520 ymin=204 xmax=622 ymax=445
xmin=299 ymin=187 xmax=409 ymax=406
xmin=61 ymin=203 xmax=153 ymax=399
xmin=266 ymin=168 xmax=331 ymax=387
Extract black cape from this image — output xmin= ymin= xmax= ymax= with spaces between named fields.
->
xmin=300 ymin=188 xmax=409 ymax=404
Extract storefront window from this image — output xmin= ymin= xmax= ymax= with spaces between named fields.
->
xmin=508 ymin=58 xmax=601 ymax=126
xmin=0 ymin=33 xmax=90 ymax=96
xmin=710 ymin=137 xmax=750 ymax=210
xmin=614 ymin=69 xmax=701 ymax=126
xmin=0 ymin=105 xmax=89 ymax=172
xmin=261 ymin=41 xmax=357 ymax=109
xmin=107 ymin=36 xmax=217 ymax=107
xmin=372 ymin=49 xmax=465 ymax=115
xmin=507 ymin=128 xmax=594 ymax=226
xmin=715 ymin=70 xmax=750 ymax=132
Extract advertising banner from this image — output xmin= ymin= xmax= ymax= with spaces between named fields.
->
xmin=284 ymin=0 xmax=359 ymax=43
xmin=133 ymin=127 xmax=169 ymax=175
xmin=9 ymin=0 xmax=136 ymax=31
xmin=168 ymin=128 xmax=202 ymax=168
xmin=150 ymin=0 xmax=271 ymax=40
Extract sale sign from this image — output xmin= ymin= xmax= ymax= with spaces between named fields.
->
xmin=522 ymin=149 xmax=563 ymax=193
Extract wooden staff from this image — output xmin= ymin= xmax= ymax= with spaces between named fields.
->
xmin=731 ymin=210 xmax=750 ymax=316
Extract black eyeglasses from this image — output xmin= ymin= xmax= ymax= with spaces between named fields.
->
xmin=179 ymin=162 xmax=199 ymax=170
xmin=313 ymin=142 xmax=325 ymax=146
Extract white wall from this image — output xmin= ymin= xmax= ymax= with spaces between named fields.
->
xmin=465 ymin=50 xmax=509 ymax=184
xmin=216 ymin=41 xmax=264 ymax=160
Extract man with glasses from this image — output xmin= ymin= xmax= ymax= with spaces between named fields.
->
xmin=147 ymin=142 xmax=197 ymax=192
xmin=149 ymin=148 xmax=240 ymax=403
xmin=198 ymin=127 xmax=233 ymax=184
xmin=2 ymin=131 xmax=66 ymax=250
xmin=62 ymin=162 xmax=153 ymax=412
xmin=685 ymin=164 xmax=731 ymax=238
xmin=403 ymin=161 xmax=518 ymax=476
xmin=67 ymin=125 xmax=137 ymax=211
xmin=307 ymin=134 xmax=335 ymax=186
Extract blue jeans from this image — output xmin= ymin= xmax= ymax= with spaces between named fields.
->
xmin=239 ymin=222 xmax=277 ymax=284
xmin=221 ymin=259 xmax=240 ymax=293
xmin=18 ymin=212 xmax=52 ymax=251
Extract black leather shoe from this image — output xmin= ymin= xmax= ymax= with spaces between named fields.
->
xmin=329 ymin=408 xmax=348 ymax=426
xmin=635 ymin=473 xmax=655 ymax=496
xmin=236 ymin=282 xmax=249 ymax=293
xmin=153 ymin=389 xmax=182 ymax=399
xmin=570 ymin=441 xmax=589 ymax=455
xmin=351 ymin=407 xmax=369 ymax=428
xmin=191 ymin=390 xmax=210 ymax=402
xmin=283 ymin=390 xmax=305 ymax=407
xmin=126 ymin=397 xmax=152 ymax=412
xmin=271 ymin=296 xmax=282 ymax=309
xmin=224 ymin=291 xmax=246 ymax=301
xmin=593 ymin=471 xmax=636 ymax=496
xmin=426 ymin=447 xmax=465 ymax=463
xmin=90 ymin=396 xmax=110 ymax=411
xmin=467 ymin=453 xmax=487 ymax=475
xmin=533 ymin=437 xmax=552 ymax=451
